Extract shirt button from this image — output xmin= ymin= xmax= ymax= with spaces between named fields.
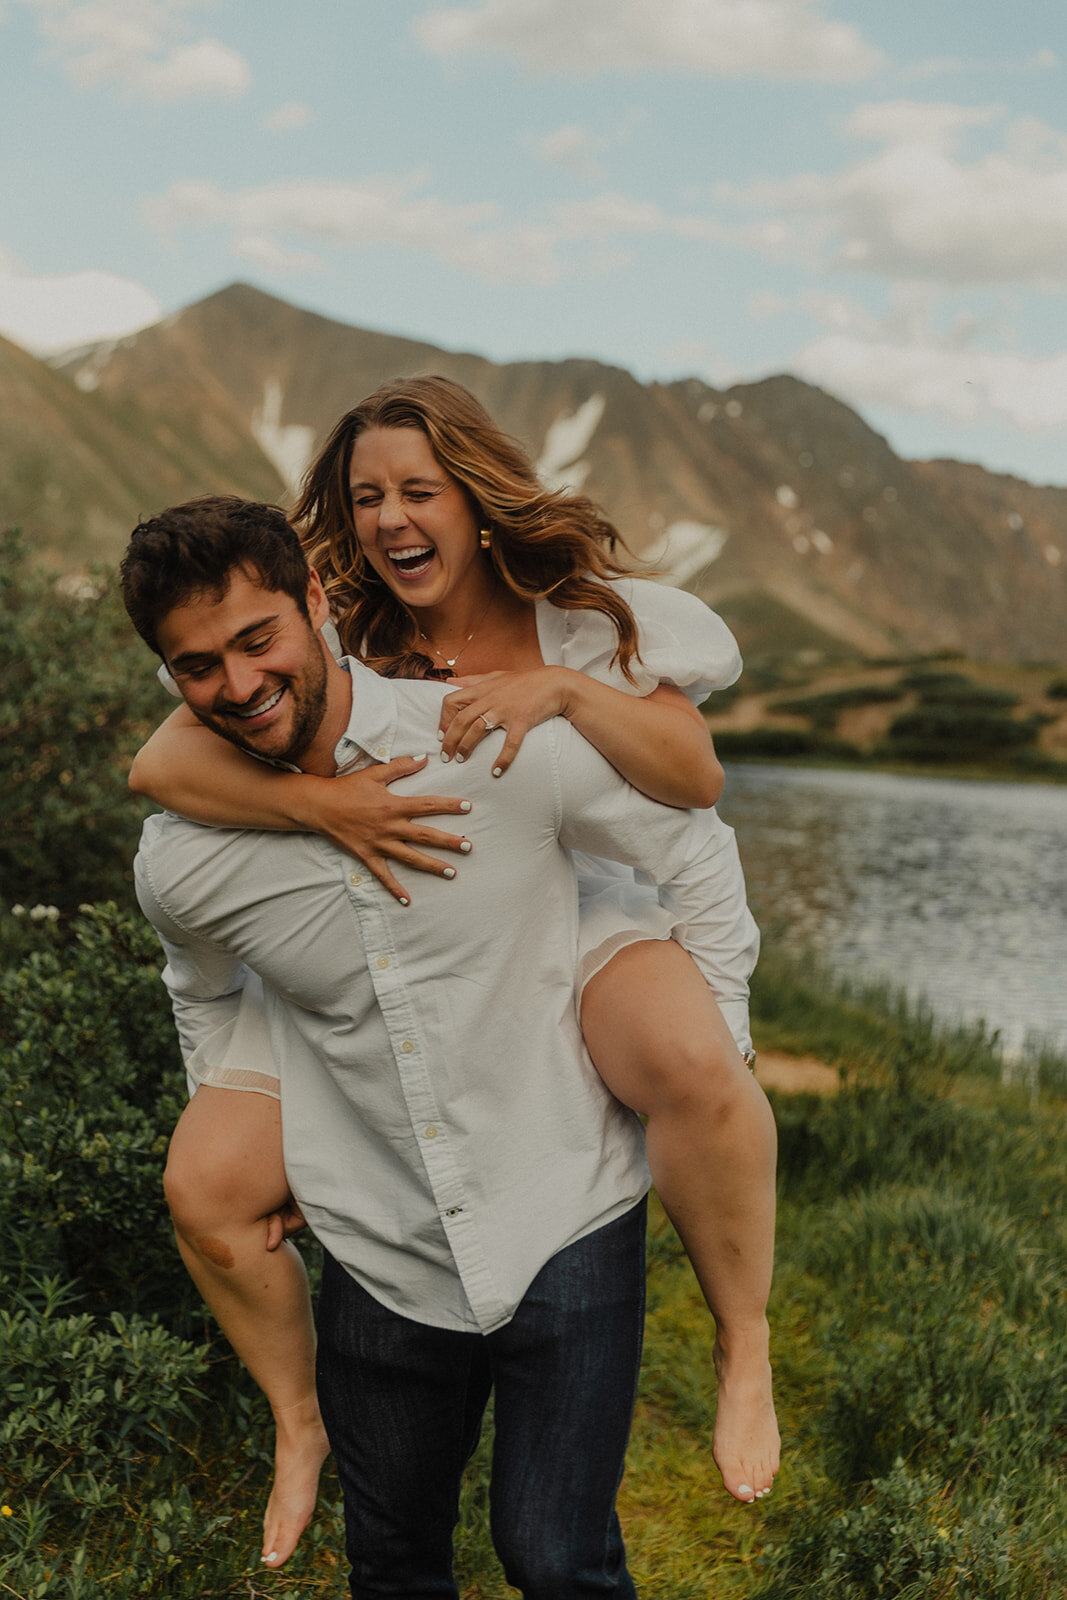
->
xmin=375 ymin=745 xmax=388 ymax=758
xmin=349 ymin=872 xmax=362 ymax=887
xmin=376 ymin=955 xmax=390 ymax=969
xmin=400 ymin=1040 xmax=414 ymax=1054
xmin=424 ymin=1125 xmax=437 ymax=1139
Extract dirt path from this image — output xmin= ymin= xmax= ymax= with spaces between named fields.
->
xmin=754 ymin=1050 xmax=840 ymax=1095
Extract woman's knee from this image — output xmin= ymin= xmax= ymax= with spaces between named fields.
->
xmin=162 ymin=1135 xmax=233 ymax=1233
xmin=164 ymin=1088 xmax=287 ymax=1232
xmin=588 ymin=1016 xmax=744 ymax=1119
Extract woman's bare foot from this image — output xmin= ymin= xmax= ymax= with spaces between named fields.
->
xmin=261 ymin=1396 xmax=331 ymax=1568
xmin=711 ymin=1322 xmax=780 ymax=1505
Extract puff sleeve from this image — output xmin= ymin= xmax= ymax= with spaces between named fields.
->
xmin=537 ymin=577 xmax=741 ymax=705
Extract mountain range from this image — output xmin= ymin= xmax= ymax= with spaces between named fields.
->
xmin=3 ymin=282 xmax=1064 ymax=663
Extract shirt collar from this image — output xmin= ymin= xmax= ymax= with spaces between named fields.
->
xmin=332 ymin=657 xmax=400 ymax=769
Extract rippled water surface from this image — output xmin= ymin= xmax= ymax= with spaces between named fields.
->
xmin=717 ymin=764 xmax=1067 ymax=1055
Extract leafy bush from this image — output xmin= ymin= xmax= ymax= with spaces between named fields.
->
xmin=713 ymin=727 xmax=862 ymax=760
xmin=0 ymin=528 xmax=163 ymax=910
xmin=1046 ymin=677 xmax=1067 ymax=700
xmin=770 ymin=684 xmax=903 ymax=727
xmin=759 ymin=1460 xmax=1065 ymax=1599
xmin=885 ymin=706 xmax=1039 ymax=761
xmin=0 ymin=904 xmax=188 ymax=1314
xmin=898 ymin=669 xmax=1019 ymax=709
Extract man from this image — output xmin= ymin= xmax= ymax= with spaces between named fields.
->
xmin=123 ymin=496 xmax=758 ymax=1598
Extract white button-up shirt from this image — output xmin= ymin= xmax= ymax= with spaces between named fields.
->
xmin=136 ymin=660 xmax=758 ymax=1334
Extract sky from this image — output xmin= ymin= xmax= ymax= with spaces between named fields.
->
xmin=2 ymin=0 xmax=1066 ymax=485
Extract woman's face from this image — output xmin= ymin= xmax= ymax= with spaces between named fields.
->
xmin=348 ymin=426 xmax=485 ymax=611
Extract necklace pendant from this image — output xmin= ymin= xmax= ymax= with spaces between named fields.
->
xmin=444 ymin=656 xmax=459 ymax=667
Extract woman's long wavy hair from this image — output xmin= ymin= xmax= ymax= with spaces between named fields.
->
xmin=293 ymin=375 xmax=642 ymax=681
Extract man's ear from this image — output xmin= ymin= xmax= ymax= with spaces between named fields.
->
xmin=306 ymin=569 xmax=330 ymax=629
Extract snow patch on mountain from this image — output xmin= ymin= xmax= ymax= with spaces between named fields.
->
xmin=251 ymin=378 xmax=315 ymax=493
xmin=536 ymin=393 xmax=605 ymax=493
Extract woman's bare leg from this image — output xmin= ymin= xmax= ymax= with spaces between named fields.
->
xmin=581 ymin=939 xmax=780 ymax=1503
xmin=164 ymin=1086 xmax=330 ymax=1566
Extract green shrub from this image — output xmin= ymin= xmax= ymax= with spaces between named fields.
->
xmin=885 ymin=706 xmax=1038 ymax=761
xmin=0 ymin=903 xmax=187 ymax=1314
xmin=0 ymin=528 xmax=162 ymax=910
xmin=770 ymin=685 xmax=903 ymax=727
xmin=714 ymin=727 xmax=862 ymax=760
xmin=1046 ymin=677 xmax=1067 ymax=700
xmin=758 ymin=1460 xmax=1064 ymax=1599
xmin=1 ymin=1282 xmax=208 ymax=1518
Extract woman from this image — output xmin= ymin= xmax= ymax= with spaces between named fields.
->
xmin=131 ymin=377 xmax=779 ymax=1568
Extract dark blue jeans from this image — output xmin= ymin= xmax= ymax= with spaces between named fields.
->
xmin=315 ymin=1200 xmax=647 ymax=1599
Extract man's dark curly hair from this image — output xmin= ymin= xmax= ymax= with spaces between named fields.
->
xmin=120 ymin=496 xmax=311 ymax=657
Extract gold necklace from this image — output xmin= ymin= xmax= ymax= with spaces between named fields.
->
xmin=418 ymin=587 xmax=497 ymax=672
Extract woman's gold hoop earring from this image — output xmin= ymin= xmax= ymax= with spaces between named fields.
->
xmin=479 ymin=528 xmax=492 ymax=550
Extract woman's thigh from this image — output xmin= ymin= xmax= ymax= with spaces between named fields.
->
xmin=165 ymin=1085 xmax=290 ymax=1224
xmin=580 ymin=937 xmax=746 ymax=1116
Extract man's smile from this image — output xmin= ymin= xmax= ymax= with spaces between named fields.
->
xmin=228 ymin=686 xmax=285 ymax=721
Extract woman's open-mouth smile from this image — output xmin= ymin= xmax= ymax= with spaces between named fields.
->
xmin=385 ymin=545 xmax=437 ymax=580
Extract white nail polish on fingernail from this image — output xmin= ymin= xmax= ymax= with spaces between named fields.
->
xmin=399 ymin=897 xmax=409 ymax=907
xmin=443 ymin=867 xmax=456 ymax=880
xmin=460 ymin=840 xmax=472 ymax=853
xmin=459 ymin=800 xmax=472 ymax=813
xmin=455 ymin=753 xmax=465 ymax=763
xmin=436 ymin=730 xmax=444 ymax=740
xmin=440 ymin=753 xmax=451 ymax=763
xmin=411 ymin=753 xmax=427 ymax=761
xmin=492 ymin=766 xmax=503 ymax=778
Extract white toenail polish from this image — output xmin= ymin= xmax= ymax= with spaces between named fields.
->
xmin=738 ymin=1484 xmax=753 ymax=1497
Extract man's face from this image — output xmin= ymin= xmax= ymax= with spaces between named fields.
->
xmin=157 ymin=566 xmax=331 ymax=767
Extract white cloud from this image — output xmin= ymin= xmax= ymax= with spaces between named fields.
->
xmin=537 ymin=124 xmax=604 ymax=179
xmin=15 ymin=0 xmax=250 ymax=99
xmin=843 ymin=100 xmax=1000 ymax=153
xmin=654 ymin=337 xmax=740 ymax=387
xmin=415 ymin=0 xmax=882 ymax=82
xmin=747 ymin=289 xmax=789 ymax=320
xmin=233 ymin=234 xmax=322 ymax=275
xmin=0 ymin=265 xmax=161 ymax=354
xmin=145 ymin=173 xmax=734 ymax=286
xmin=264 ymin=100 xmax=312 ymax=132
xmin=791 ymin=293 xmax=1067 ymax=432
xmin=905 ymin=46 xmax=1060 ymax=82
xmin=726 ymin=102 xmax=1067 ymax=286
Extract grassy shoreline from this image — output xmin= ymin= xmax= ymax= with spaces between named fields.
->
xmin=717 ymin=748 xmax=1067 ymax=786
